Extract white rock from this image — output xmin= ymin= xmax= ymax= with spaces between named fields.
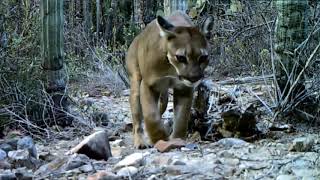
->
xmin=115 ymin=152 xmax=150 ymax=169
xmin=170 ymin=159 xmax=186 ymax=165
xmin=276 ymin=175 xmax=298 ymax=180
xmin=217 ymin=138 xmax=248 ymax=147
xmin=110 ymin=139 xmax=125 ymax=147
xmin=117 ymin=166 xmax=138 ymax=177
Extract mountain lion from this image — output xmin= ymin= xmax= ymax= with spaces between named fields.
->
xmin=126 ymin=12 xmax=212 ymax=148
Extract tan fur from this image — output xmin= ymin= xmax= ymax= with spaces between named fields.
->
xmin=126 ymin=12 xmax=210 ymax=148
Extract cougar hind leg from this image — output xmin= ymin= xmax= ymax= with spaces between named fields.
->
xmin=159 ymin=90 xmax=168 ymax=116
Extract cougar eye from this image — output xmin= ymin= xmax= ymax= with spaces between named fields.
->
xmin=199 ymin=55 xmax=208 ymax=63
xmin=176 ymin=55 xmax=187 ymax=63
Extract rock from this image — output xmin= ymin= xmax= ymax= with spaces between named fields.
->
xmin=289 ymin=137 xmax=314 ymax=152
xmin=151 ymin=155 xmax=171 ymax=166
xmin=0 ymin=143 xmax=13 ymax=153
xmin=185 ymin=143 xmax=199 ymax=150
xmin=171 ymin=159 xmax=186 ymax=165
xmin=164 ymin=165 xmax=191 ymax=176
xmin=17 ymin=136 xmax=37 ymax=158
xmin=79 ymin=164 xmax=93 ymax=173
xmin=8 ymin=149 xmax=39 ymax=169
xmin=110 ymin=139 xmax=125 ymax=147
xmin=147 ymin=174 xmax=161 ymax=180
xmin=5 ymin=139 xmax=19 ymax=149
xmin=67 ymin=130 xmax=112 ymax=161
xmin=38 ymin=151 xmax=54 ymax=161
xmin=15 ymin=168 xmax=34 ymax=180
xmin=216 ymin=138 xmax=248 ymax=147
xmin=292 ymin=168 xmax=320 ymax=177
xmin=0 ymin=149 xmax=7 ymax=160
xmin=117 ymin=166 xmax=138 ymax=177
xmin=0 ymin=173 xmax=16 ymax=180
xmin=115 ymin=152 xmax=150 ymax=169
xmin=122 ymin=89 xmax=130 ymax=96
xmin=92 ymin=112 xmax=109 ymax=125
xmin=64 ymin=154 xmax=90 ymax=171
xmin=0 ymin=160 xmax=11 ymax=169
xmin=218 ymin=158 xmax=240 ymax=166
xmin=35 ymin=157 xmax=68 ymax=176
xmin=189 ymin=131 xmax=202 ymax=142
xmin=87 ymin=171 xmax=118 ymax=180
xmin=154 ymin=138 xmax=186 ymax=153
xmin=276 ymin=175 xmax=298 ymax=180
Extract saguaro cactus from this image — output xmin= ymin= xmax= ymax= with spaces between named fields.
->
xmin=274 ymin=0 xmax=310 ymax=98
xmin=41 ymin=0 xmax=70 ymax=125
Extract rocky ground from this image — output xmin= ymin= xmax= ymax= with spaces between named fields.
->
xmin=0 ymin=81 xmax=320 ymax=180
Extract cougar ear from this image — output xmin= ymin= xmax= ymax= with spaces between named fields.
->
xmin=156 ymin=16 xmax=176 ymax=39
xmin=201 ymin=16 xmax=214 ymax=39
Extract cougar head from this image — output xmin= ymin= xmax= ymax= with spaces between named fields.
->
xmin=156 ymin=15 xmax=212 ymax=87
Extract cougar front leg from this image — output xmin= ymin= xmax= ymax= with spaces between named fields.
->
xmin=129 ymin=75 xmax=149 ymax=149
xmin=140 ymin=81 xmax=168 ymax=144
xmin=171 ymin=87 xmax=193 ymax=139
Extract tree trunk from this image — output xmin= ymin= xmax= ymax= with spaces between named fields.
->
xmin=41 ymin=0 xmax=71 ymax=126
xmin=104 ymin=0 xmax=116 ymax=45
xmin=274 ymin=0 xmax=310 ymax=99
xmin=69 ymin=0 xmax=75 ymax=28
xmin=164 ymin=0 xmax=171 ymax=16
xmin=142 ymin=0 xmax=156 ymax=25
xmin=164 ymin=0 xmax=188 ymax=16
xmin=83 ymin=0 xmax=93 ymax=40
xmin=96 ymin=0 xmax=101 ymax=39
xmin=133 ymin=0 xmax=143 ymax=27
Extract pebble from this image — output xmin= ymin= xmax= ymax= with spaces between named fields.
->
xmin=115 ymin=152 xmax=150 ymax=169
xmin=0 ymin=149 xmax=7 ymax=160
xmin=117 ymin=166 xmax=138 ymax=177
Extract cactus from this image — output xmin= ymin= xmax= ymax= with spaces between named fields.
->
xmin=274 ymin=0 xmax=310 ymax=96
xmin=41 ymin=0 xmax=70 ymax=125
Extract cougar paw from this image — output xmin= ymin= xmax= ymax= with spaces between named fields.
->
xmin=134 ymin=135 xmax=150 ymax=149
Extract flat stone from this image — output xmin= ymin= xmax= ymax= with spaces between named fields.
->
xmin=87 ymin=171 xmax=118 ymax=180
xmin=115 ymin=152 xmax=150 ymax=169
xmin=67 ymin=130 xmax=112 ymax=161
xmin=79 ymin=164 xmax=94 ymax=173
xmin=276 ymin=175 xmax=298 ymax=180
xmin=289 ymin=137 xmax=314 ymax=152
xmin=154 ymin=138 xmax=186 ymax=153
xmin=117 ymin=166 xmax=138 ymax=177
